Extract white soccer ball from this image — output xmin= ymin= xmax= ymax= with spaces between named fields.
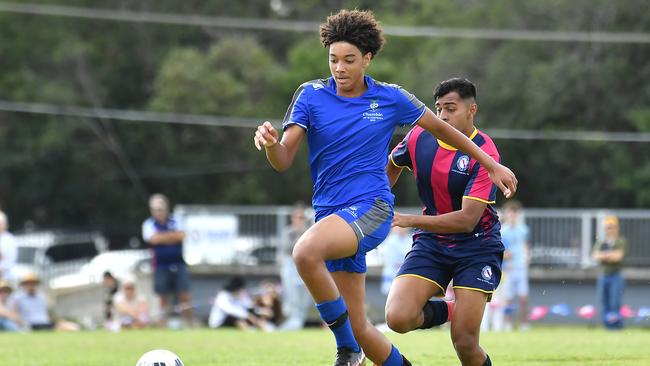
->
xmin=136 ymin=349 xmax=184 ymax=366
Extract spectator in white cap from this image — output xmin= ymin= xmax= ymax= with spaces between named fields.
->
xmin=113 ymin=275 xmax=150 ymax=329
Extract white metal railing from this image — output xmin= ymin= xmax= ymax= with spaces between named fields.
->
xmin=175 ymin=205 xmax=650 ymax=269
xmin=11 ymin=207 xmax=649 ymax=290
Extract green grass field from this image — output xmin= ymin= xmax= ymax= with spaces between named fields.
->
xmin=1 ymin=327 xmax=649 ymax=365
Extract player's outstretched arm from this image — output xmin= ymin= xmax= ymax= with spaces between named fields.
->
xmin=416 ymin=108 xmax=517 ymax=198
xmin=392 ymin=198 xmax=487 ymax=233
xmin=253 ymin=122 xmax=305 ymax=172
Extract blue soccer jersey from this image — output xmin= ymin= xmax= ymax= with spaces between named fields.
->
xmin=283 ymin=75 xmax=426 ymax=210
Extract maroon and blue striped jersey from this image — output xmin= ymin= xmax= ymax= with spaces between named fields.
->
xmin=390 ymin=126 xmax=501 ymax=243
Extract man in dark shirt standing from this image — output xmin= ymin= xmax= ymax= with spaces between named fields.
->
xmin=142 ymin=193 xmax=193 ymax=327
xmin=592 ymin=215 xmax=626 ymax=330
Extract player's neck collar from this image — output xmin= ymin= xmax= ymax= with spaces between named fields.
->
xmin=328 ymin=75 xmax=374 ymax=94
xmin=437 ymin=128 xmax=478 ymax=151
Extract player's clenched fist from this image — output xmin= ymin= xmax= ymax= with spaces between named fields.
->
xmin=488 ymin=163 xmax=518 ymax=199
xmin=254 ymin=121 xmax=279 ymax=150
xmin=392 ymin=211 xmax=412 ymax=228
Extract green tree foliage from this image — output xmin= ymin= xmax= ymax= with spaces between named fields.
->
xmin=1 ymin=0 xmax=649 ymax=230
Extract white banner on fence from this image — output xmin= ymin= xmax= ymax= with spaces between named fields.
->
xmin=183 ymin=214 xmax=238 ymax=265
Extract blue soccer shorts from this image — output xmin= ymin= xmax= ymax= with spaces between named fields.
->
xmin=315 ymin=198 xmax=393 ymax=274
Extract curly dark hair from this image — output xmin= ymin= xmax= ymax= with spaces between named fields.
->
xmin=319 ymin=9 xmax=385 ymax=58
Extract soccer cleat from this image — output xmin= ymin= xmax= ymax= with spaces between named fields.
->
xmin=333 ymin=347 xmax=366 ymax=366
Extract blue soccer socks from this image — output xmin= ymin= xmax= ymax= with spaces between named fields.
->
xmin=316 ymin=296 xmax=360 ymax=352
xmin=383 ymin=345 xmax=404 ymax=366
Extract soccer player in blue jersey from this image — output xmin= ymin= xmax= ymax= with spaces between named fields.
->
xmin=385 ymin=78 xmax=504 ymax=366
xmin=254 ymin=10 xmax=516 ymax=366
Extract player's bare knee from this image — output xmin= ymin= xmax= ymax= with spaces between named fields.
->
xmin=385 ymin=309 xmax=414 ymax=334
xmin=386 ymin=300 xmax=421 ymax=333
xmin=292 ymin=240 xmax=321 ymax=269
xmin=451 ymin=332 xmax=479 ymax=356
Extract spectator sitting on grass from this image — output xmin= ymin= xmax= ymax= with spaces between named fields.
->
xmin=0 ymin=279 xmax=21 ymax=331
xmin=254 ymin=280 xmax=284 ymax=328
xmin=9 ymin=272 xmax=79 ymax=331
xmin=113 ymin=276 xmax=150 ymax=329
xmin=208 ymin=276 xmax=272 ymax=331
xmin=102 ymin=271 xmax=119 ymax=329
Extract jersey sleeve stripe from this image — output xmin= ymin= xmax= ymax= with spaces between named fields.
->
xmin=282 ymin=86 xmax=308 ymax=130
xmin=283 ymin=121 xmax=308 ymax=130
xmin=389 ymin=153 xmax=412 ymax=171
xmin=407 ymin=106 xmax=427 ymax=126
xmin=462 ymin=195 xmax=496 ymax=204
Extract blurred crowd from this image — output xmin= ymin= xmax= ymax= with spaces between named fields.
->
xmin=0 ymin=199 xmax=630 ymax=333
xmin=0 ymin=199 xmax=313 ymax=333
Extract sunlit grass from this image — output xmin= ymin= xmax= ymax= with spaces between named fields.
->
xmin=1 ymin=327 xmax=649 ymax=365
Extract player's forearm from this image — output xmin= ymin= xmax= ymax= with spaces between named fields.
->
xmin=265 ymin=142 xmax=293 ymax=171
xmin=592 ymin=251 xmax=603 ymax=262
xmin=122 ymin=307 xmax=139 ymax=318
xmin=386 ymin=161 xmax=403 ymax=188
xmin=420 ymin=111 xmax=496 ymax=171
xmin=400 ymin=212 xmax=478 ymax=233
xmin=1 ymin=309 xmax=21 ymax=323
xmin=150 ymin=231 xmax=185 ymax=245
xmin=603 ymin=250 xmax=624 ymax=262
xmin=0 ymin=307 xmax=14 ymax=319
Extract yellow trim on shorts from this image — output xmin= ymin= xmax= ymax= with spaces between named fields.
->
xmin=389 ymin=154 xmax=412 ymax=171
xmin=453 ymin=285 xmax=494 ymax=302
xmin=396 ymin=274 xmax=446 ymax=296
xmin=463 ymin=196 xmax=496 ymax=204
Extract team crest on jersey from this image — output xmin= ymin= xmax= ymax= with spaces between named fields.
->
xmin=456 ymin=155 xmax=470 ymax=172
xmin=363 ymin=99 xmax=384 ymax=122
xmin=481 ymin=265 xmax=493 ymax=280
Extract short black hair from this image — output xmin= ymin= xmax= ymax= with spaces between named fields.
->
xmin=433 ymin=77 xmax=477 ymax=101
xmin=224 ymin=276 xmax=246 ymax=292
xmin=320 ymin=9 xmax=385 ymax=58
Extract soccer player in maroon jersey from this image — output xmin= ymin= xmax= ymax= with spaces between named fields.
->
xmin=385 ymin=78 xmax=504 ymax=366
